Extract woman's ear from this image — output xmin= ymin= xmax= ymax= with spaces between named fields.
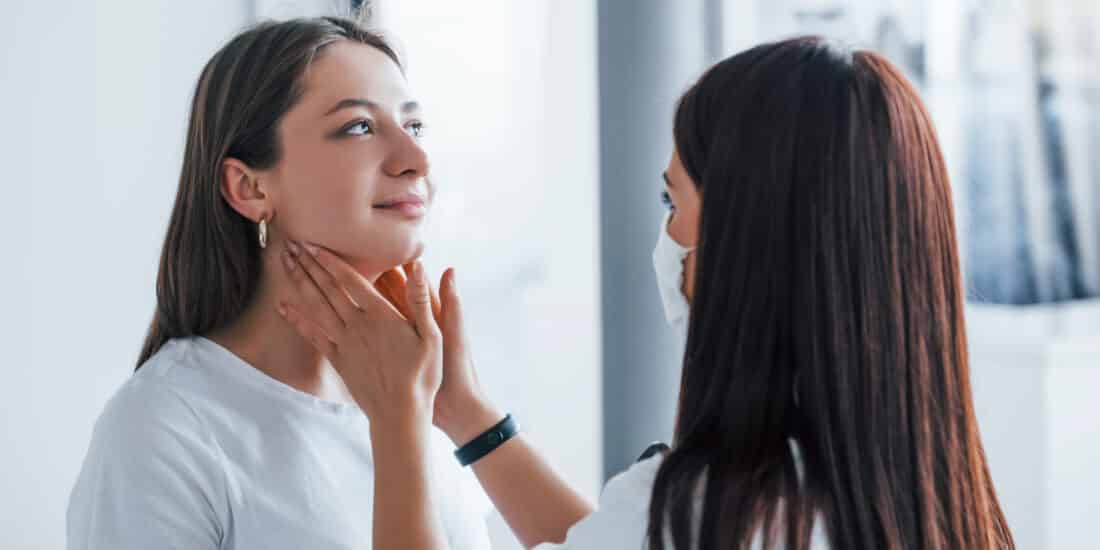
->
xmin=220 ymin=157 xmax=270 ymax=222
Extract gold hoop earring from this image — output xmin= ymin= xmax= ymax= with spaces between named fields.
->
xmin=258 ymin=216 xmax=268 ymax=249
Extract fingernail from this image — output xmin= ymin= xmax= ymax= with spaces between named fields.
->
xmin=286 ymin=240 xmax=301 ymax=257
xmin=277 ymin=303 xmax=287 ymax=317
xmin=303 ymin=242 xmax=319 ymax=257
xmin=283 ymin=249 xmax=297 ymax=272
xmin=413 ymin=261 xmax=424 ymax=282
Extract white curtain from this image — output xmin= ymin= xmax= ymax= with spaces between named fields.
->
xmin=722 ymin=0 xmax=1100 ymax=305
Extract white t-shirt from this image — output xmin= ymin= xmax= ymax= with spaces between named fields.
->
xmin=67 ymin=336 xmax=491 ymax=550
xmin=535 ymin=442 xmax=829 ymax=550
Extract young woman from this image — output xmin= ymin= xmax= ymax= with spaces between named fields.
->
xmin=67 ymin=17 xmax=490 ymax=549
xmin=278 ymin=37 xmax=1016 ymax=549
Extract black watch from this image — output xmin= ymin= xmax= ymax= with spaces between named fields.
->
xmin=454 ymin=414 xmax=519 ymax=466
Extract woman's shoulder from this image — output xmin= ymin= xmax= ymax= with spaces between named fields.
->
xmin=123 ymin=336 xmax=266 ymax=420
xmin=604 ymin=450 xmax=665 ymax=503
xmin=132 ymin=336 xmax=217 ymax=388
xmin=94 ymin=365 xmax=215 ymax=454
xmin=74 ymin=338 xmax=230 ymax=496
xmin=69 ymin=341 xmax=229 ymax=547
xmin=89 ymin=338 xmax=226 ymax=459
xmin=561 ymin=441 xmax=831 ymax=550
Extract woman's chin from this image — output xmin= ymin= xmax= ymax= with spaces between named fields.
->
xmin=349 ymin=240 xmax=425 ymax=276
xmin=396 ymin=240 xmax=426 ymax=266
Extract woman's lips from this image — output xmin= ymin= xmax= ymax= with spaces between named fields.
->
xmin=373 ymin=193 xmax=427 ymax=219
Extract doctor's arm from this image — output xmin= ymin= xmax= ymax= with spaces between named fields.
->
xmin=429 ymin=271 xmax=595 ymax=549
xmin=439 ymin=402 xmax=594 ymax=548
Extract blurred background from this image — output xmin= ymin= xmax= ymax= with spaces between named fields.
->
xmin=0 ymin=0 xmax=1096 ymax=548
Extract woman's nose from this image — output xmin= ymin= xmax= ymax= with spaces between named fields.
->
xmin=382 ymin=130 xmax=430 ymax=180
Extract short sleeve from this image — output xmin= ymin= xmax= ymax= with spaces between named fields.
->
xmin=67 ymin=378 xmax=228 ymax=550
xmin=533 ymin=455 xmax=664 ymax=550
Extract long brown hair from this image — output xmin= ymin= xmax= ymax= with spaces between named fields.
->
xmin=136 ymin=16 xmax=401 ymax=367
xmin=647 ymin=37 xmax=1014 ymax=549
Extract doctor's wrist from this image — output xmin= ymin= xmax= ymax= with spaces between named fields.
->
xmin=438 ymin=399 xmax=506 ymax=447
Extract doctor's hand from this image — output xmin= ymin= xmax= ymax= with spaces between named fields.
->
xmin=277 ymin=241 xmax=452 ymax=550
xmin=373 ymin=267 xmax=503 ymax=445
xmin=275 ymin=240 xmax=442 ymax=427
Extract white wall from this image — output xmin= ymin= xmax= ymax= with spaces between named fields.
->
xmin=968 ymin=303 xmax=1100 ymax=549
xmin=0 ymin=1 xmax=248 ymax=547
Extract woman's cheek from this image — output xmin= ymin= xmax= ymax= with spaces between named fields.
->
xmin=682 ymin=250 xmax=697 ymax=302
xmin=669 ymin=209 xmax=697 ymax=248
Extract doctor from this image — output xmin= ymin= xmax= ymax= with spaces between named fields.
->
xmin=276 ymin=37 xmax=1016 ymax=549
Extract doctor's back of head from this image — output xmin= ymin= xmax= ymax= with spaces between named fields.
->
xmin=649 ymin=36 xmax=1014 ymax=549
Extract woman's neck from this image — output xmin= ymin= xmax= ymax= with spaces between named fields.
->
xmin=204 ymin=250 xmax=373 ymax=405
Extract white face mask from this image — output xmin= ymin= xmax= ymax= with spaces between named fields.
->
xmin=652 ymin=210 xmax=696 ymax=332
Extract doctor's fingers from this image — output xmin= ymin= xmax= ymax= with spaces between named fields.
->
xmin=294 ymin=241 xmax=410 ymax=329
xmin=376 ymin=267 xmax=412 ymax=320
xmin=278 ymin=302 xmax=337 ymax=357
xmin=288 ymin=241 xmax=366 ymax=326
xmin=403 ymin=261 xmax=441 ymax=343
xmin=376 ymin=267 xmax=443 ymax=324
xmin=437 ymin=268 xmax=466 ymax=341
xmin=280 ymin=242 xmax=348 ymax=342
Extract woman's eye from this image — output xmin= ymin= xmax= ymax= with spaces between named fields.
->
xmin=406 ymin=121 xmax=426 ymax=139
xmin=343 ymin=120 xmax=374 ymax=136
xmin=661 ymin=190 xmax=675 ymax=210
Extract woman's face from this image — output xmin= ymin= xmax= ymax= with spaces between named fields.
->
xmin=663 ymin=149 xmax=702 ymax=300
xmin=261 ymin=41 xmax=430 ymax=277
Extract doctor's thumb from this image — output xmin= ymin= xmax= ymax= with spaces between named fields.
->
xmin=404 ymin=260 xmax=439 ymax=341
xmin=440 ymin=268 xmax=466 ymax=339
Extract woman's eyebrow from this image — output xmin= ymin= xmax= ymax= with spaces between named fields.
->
xmin=663 ymin=172 xmax=674 ymax=188
xmin=324 ymin=98 xmax=421 ymax=116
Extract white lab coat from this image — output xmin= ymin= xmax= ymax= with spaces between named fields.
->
xmin=534 ymin=441 xmax=829 ymax=550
